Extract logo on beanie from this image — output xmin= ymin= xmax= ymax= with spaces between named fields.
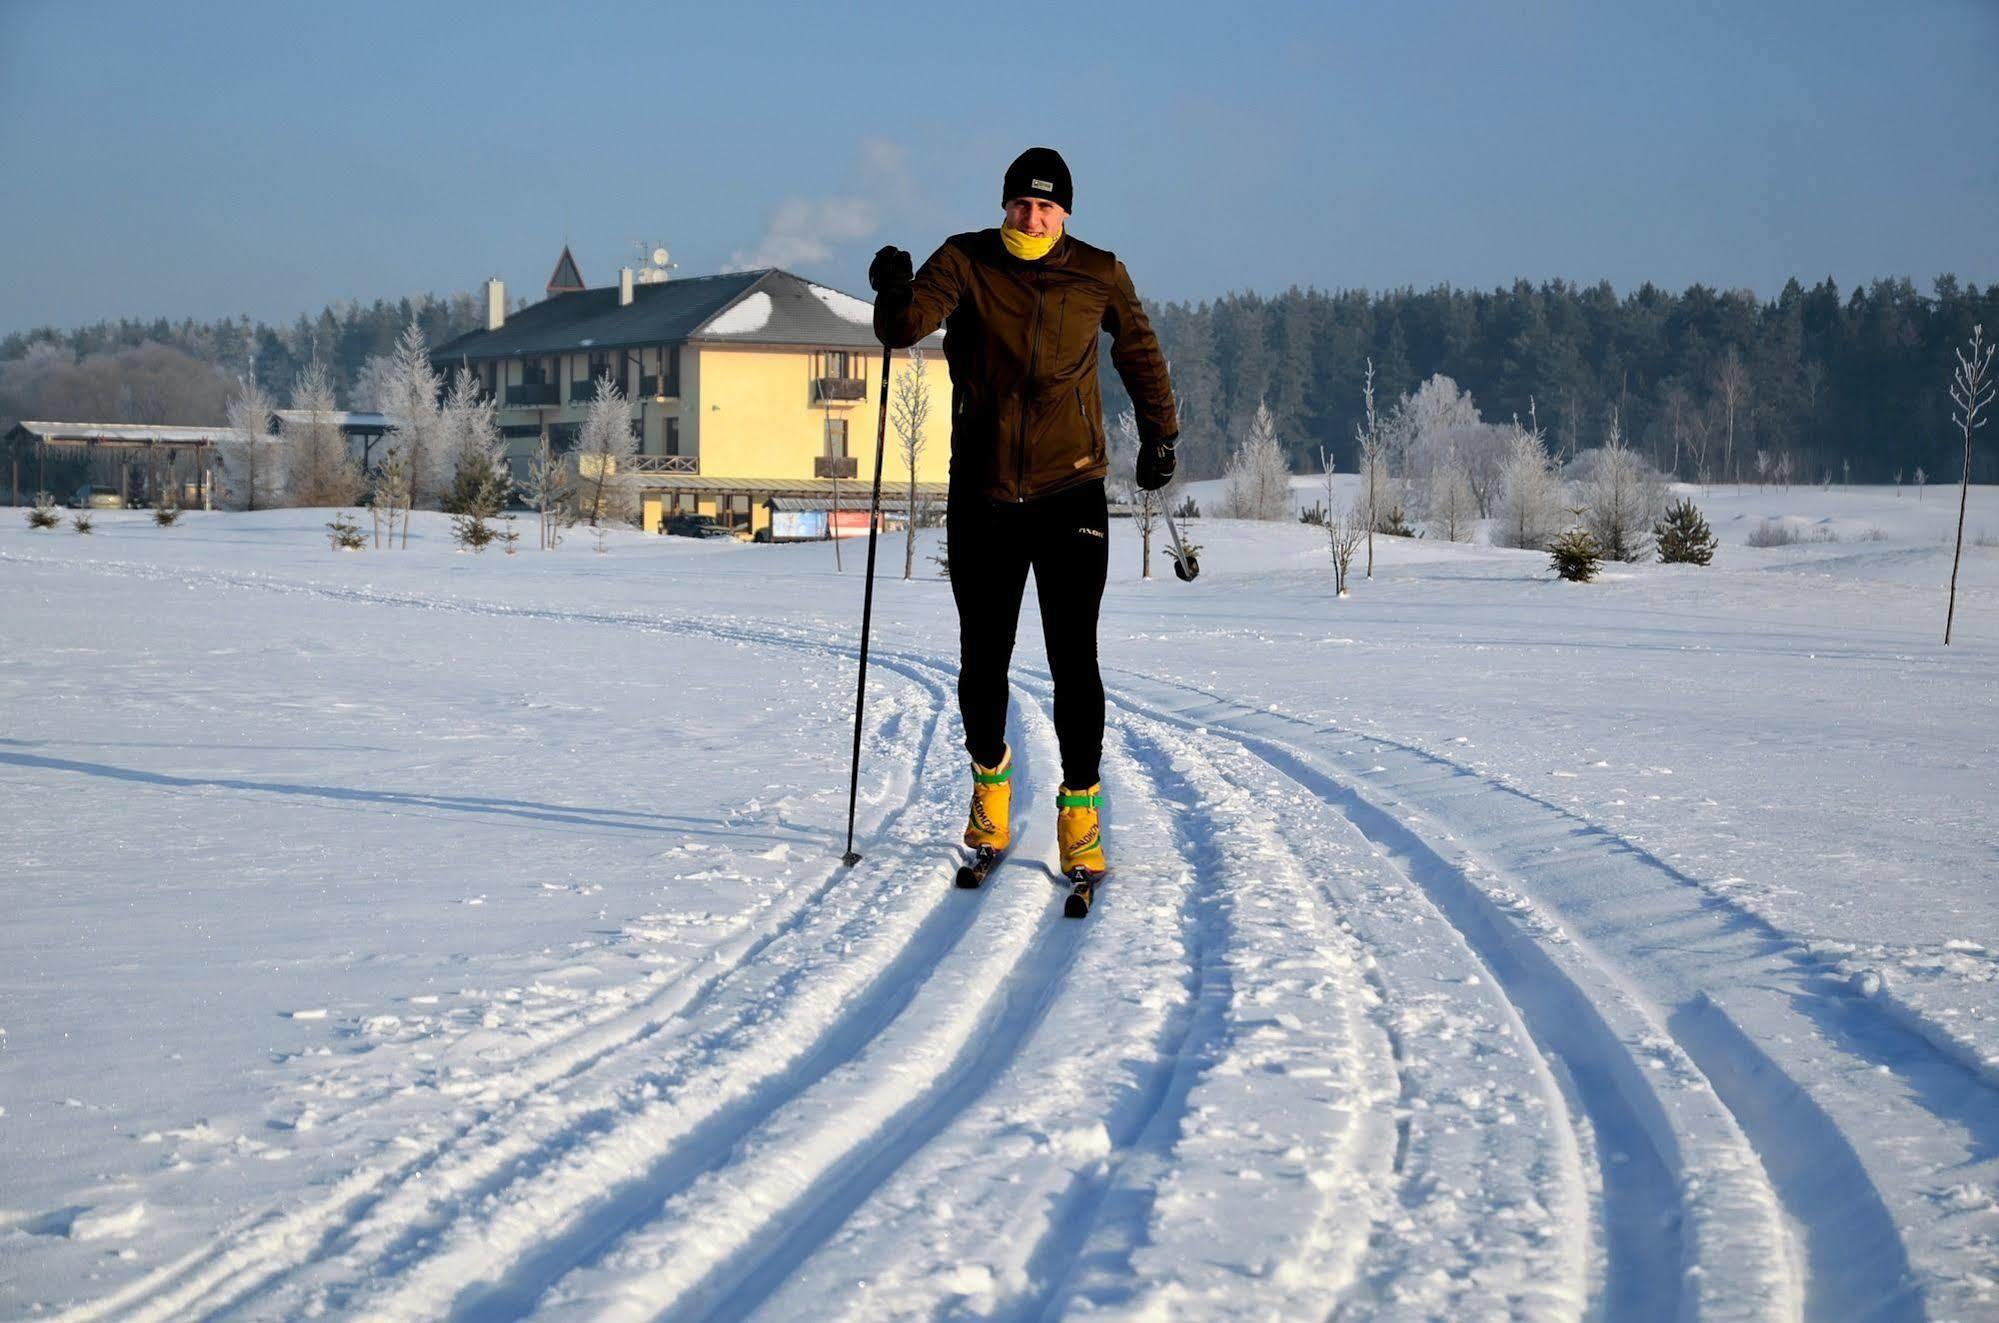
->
xmin=1031 ymin=178 xmax=1053 ymax=191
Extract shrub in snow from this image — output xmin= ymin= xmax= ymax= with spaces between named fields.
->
xmin=1173 ymin=495 xmax=1200 ymax=519
xmin=326 ymin=512 xmax=366 ymax=550
xmin=1654 ymin=498 xmax=1717 ymax=565
xmin=27 ymin=492 xmax=59 ymax=529
xmin=1376 ymin=501 xmax=1415 ymax=537
xmin=152 ymin=490 xmax=182 ymax=526
xmin=1549 ymin=528 xmax=1603 ymax=582
xmin=499 ymin=513 xmax=522 ymax=555
xmin=71 ymin=513 xmax=93 ymax=534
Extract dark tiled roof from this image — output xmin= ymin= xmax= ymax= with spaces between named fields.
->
xmin=432 ymin=269 xmax=941 ymax=364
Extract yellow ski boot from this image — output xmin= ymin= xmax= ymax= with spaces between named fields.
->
xmin=1057 ymin=783 xmax=1108 ymax=917
xmin=956 ymin=747 xmax=1012 ymax=888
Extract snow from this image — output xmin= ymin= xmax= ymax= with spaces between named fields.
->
xmin=1 ymin=483 xmax=1995 ymax=1320
xmin=704 ymin=289 xmax=773 ymax=335
xmin=807 ymin=282 xmax=877 ymax=327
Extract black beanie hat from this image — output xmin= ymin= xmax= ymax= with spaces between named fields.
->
xmin=1003 ymin=147 xmax=1073 ymax=214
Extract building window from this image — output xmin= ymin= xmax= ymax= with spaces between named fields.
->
xmin=588 ymin=350 xmax=614 ymax=387
xmin=824 ymin=417 xmax=848 ymax=458
xmin=823 ymin=350 xmax=851 ymax=379
xmin=664 ymin=417 xmax=681 ymax=456
xmin=548 ymin=422 xmax=581 ymax=453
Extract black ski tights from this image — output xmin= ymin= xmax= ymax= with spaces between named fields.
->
xmin=948 ymin=480 xmax=1110 ymax=789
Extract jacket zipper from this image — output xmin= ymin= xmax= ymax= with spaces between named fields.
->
xmin=1016 ymin=270 xmax=1045 ymax=501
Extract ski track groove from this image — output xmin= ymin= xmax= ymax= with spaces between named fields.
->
xmin=21 ymin=553 xmax=1987 ymax=1319
xmin=507 ymin=684 xmax=1080 ymax=1323
xmin=40 ymin=578 xmax=956 ymax=1322
xmin=1093 ymin=666 xmax=1986 ymax=1321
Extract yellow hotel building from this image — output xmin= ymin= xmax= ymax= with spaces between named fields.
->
xmin=432 ymin=248 xmax=951 ymax=536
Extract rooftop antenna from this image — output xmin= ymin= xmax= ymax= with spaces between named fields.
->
xmin=633 ymin=240 xmax=676 ymax=284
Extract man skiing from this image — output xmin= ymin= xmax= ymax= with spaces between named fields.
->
xmin=870 ymin=146 xmax=1180 ymax=914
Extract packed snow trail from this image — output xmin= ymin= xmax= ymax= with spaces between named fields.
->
xmin=10 ymin=537 xmax=1994 ymax=1321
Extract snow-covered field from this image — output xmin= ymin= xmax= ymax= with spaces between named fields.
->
xmin=2 ymin=482 xmax=1995 ymax=1321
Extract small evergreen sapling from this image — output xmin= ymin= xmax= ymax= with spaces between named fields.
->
xmin=1549 ymin=528 xmax=1603 ymax=582
xmin=1654 ymin=498 xmax=1717 ymax=565
xmin=71 ymin=513 xmax=93 ymax=534
xmin=326 ymin=511 xmax=366 ymax=550
xmin=27 ymin=492 xmax=60 ymax=529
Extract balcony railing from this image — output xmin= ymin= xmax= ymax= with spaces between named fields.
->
xmin=628 ymin=455 xmax=699 ymax=475
xmin=812 ymin=376 xmax=866 ymax=403
xmin=505 ymin=383 xmax=558 ymax=407
xmin=570 ymin=379 xmax=613 ymax=403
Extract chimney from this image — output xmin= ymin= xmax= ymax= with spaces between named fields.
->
xmin=619 ymin=267 xmax=635 ymax=307
xmin=484 ymin=278 xmax=506 ymax=331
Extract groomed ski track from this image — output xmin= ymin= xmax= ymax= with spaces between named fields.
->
xmin=18 ymin=551 xmax=1994 ymax=1322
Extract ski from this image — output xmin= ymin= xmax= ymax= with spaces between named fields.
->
xmin=956 ymin=845 xmax=1005 ymax=889
xmin=1063 ymin=868 xmax=1105 ymax=918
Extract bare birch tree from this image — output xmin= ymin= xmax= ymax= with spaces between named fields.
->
xmin=1945 ymin=324 xmax=1993 ymax=645
xmin=1494 ymin=416 xmax=1565 ymax=550
xmin=1714 ymin=346 xmax=1749 ymax=487
xmin=1319 ymin=447 xmax=1364 ymax=595
xmin=1108 ymin=407 xmax=1180 ymax=579
xmin=892 ymin=348 xmax=931 ymax=580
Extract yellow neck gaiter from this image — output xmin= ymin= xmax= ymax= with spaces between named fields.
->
xmin=1000 ymin=224 xmax=1062 ymax=261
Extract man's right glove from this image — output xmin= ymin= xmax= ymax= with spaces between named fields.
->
xmin=1136 ymin=435 xmax=1178 ymax=492
xmin=869 ymin=246 xmax=913 ymax=293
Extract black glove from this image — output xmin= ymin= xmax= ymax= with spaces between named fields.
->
xmin=1136 ymin=435 xmax=1178 ymax=492
xmin=868 ymin=245 xmax=913 ymax=293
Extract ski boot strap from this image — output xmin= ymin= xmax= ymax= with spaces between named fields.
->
xmin=1056 ymin=787 xmax=1101 ymax=809
xmin=974 ymin=761 xmax=1013 ymax=786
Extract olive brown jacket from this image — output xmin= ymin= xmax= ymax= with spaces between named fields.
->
xmin=873 ymin=229 xmax=1179 ymax=503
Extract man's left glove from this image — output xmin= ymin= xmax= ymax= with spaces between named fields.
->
xmin=1136 ymin=435 xmax=1178 ymax=492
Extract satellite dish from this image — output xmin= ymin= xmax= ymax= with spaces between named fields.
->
xmin=652 ymin=247 xmax=670 ymax=267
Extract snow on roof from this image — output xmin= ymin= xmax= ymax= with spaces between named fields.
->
xmin=702 ymin=291 xmax=774 ymax=337
xmin=9 ymin=421 xmax=230 ymax=444
xmin=271 ymin=410 xmax=400 ymax=430
xmin=808 ymin=282 xmax=875 ymax=328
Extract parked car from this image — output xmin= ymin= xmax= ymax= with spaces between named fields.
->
xmin=663 ymin=513 xmax=737 ymax=540
xmin=70 ymin=485 xmax=124 ymax=509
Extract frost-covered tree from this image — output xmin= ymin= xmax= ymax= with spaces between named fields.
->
xmin=283 ymin=358 xmax=364 ymax=507
xmin=1108 ymin=407 xmax=1181 ymax=579
xmin=439 ymin=365 xmax=505 ymax=515
xmin=1386 ymin=373 xmax=1480 ymax=486
xmin=219 ymin=377 xmax=280 ymax=511
xmin=525 ymin=434 xmax=571 ymax=550
xmin=381 ymin=323 xmax=444 ymax=507
xmin=1945 ymin=324 xmax=1994 ymax=645
xmin=1493 ymin=418 xmax=1565 ymax=550
xmin=1425 ymin=447 xmax=1477 ymax=542
xmin=1575 ymin=409 xmax=1664 ymax=562
xmin=892 ymin=348 xmax=931 ymax=580
xmin=1356 ymin=358 xmax=1389 ymax=578
xmin=576 ymin=375 xmax=636 ymax=527
xmin=1218 ymin=399 xmax=1291 ymax=520
xmin=370 ymin=442 xmax=412 ymax=549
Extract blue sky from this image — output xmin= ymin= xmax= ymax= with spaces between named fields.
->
xmin=1 ymin=0 xmax=1993 ymax=334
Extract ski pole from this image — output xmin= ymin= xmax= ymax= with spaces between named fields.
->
xmin=1163 ymin=507 xmax=1200 ymax=582
xmin=841 ymin=342 xmax=894 ymax=866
